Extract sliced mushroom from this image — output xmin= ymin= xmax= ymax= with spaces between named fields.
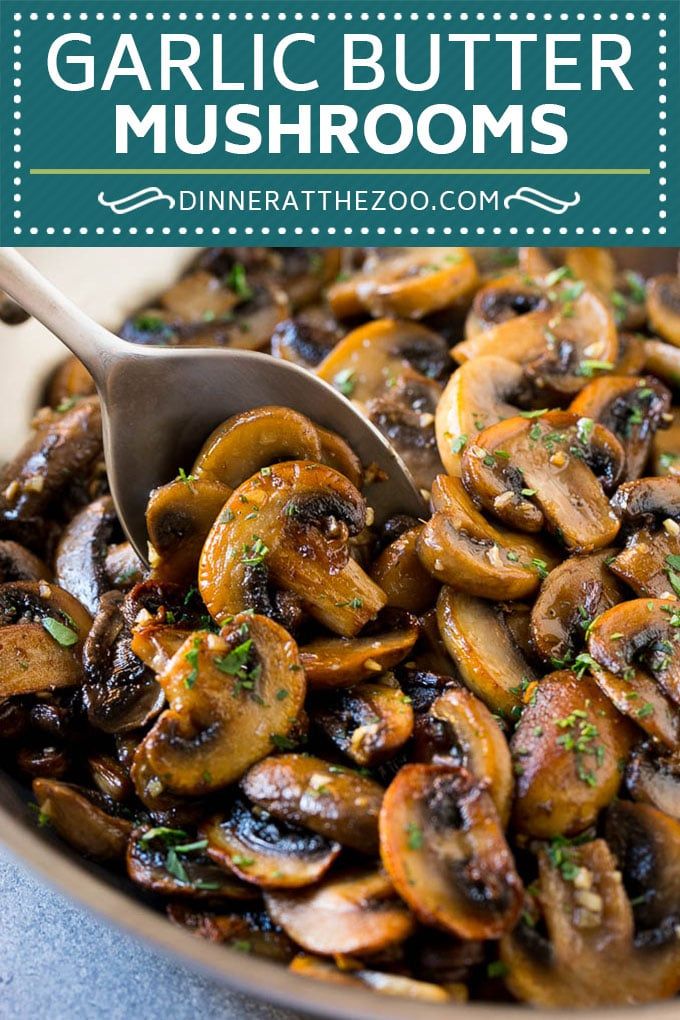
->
xmin=132 ymin=613 xmax=305 ymax=798
xmin=511 ymin=669 xmax=633 ymax=838
xmin=127 ymin=825 xmax=255 ymax=899
xmin=626 ymin=741 xmax=680 ymax=819
xmin=565 ymin=247 xmax=617 ymax=296
xmin=198 ymin=461 xmax=386 ymax=636
xmin=82 ymin=590 xmax=164 ymax=733
xmin=273 ymin=248 xmax=342 ymax=310
xmin=413 ymin=686 xmax=513 ymax=825
xmin=161 ymin=268 xmax=242 ymax=321
xmin=0 ymin=581 xmax=91 ymax=699
xmin=644 ymin=339 xmax=680 ymax=390
xmin=653 ymin=408 xmax=680 ymax=478
xmin=194 ymin=406 xmax=322 ymax=487
xmin=201 ymin=798 xmax=341 ymax=888
xmin=265 ymin=869 xmax=415 ymax=957
xmin=379 ymin=764 xmax=523 ymax=939
xmin=647 ymin=274 xmax=680 ymax=346
xmin=435 ymin=356 xmax=533 ymax=477
xmin=56 ymin=496 xmax=123 ymax=614
xmin=569 ymin=376 xmax=671 ymax=480
xmin=437 ymin=587 xmax=536 ymax=718
xmin=530 ymin=550 xmax=628 ymax=668
xmin=167 ymin=903 xmax=294 ymax=960
xmin=605 ymin=799 xmax=680 ymax=937
xmin=146 ymin=476 xmax=232 ymax=584
xmin=0 ymin=540 xmax=49 ymax=583
xmin=587 ymin=599 xmax=680 ymax=747
xmin=328 ymin=249 xmax=478 ymax=321
xmin=455 ymin=287 xmax=619 ymax=399
xmin=370 ymin=527 xmax=439 ymax=613
xmin=501 ymin=838 xmax=680 ymax=1006
xmin=312 ymin=682 xmax=414 ymax=767
xmin=0 ymin=397 xmax=103 ymax=543
xmin=33 ymin=778 xmax=132 ymax=860
xmin=270 ymin=313 xmax=342 ymax=369
xmin=300 ymin=617 xmax=418 ymax=690
xmin=461 ymin=411 xmax=623 ymax=552
xmin=87 ymin=753 xmax=133 ymax=803
xmin=242 ymin=753 xmax=383 ymax=854
xmin=46 ymin=357 xmax=96 ymax=409
xmin=317 ymin=319 xmax=448 ymax=405
xmin=418 ymin=475 xmax=558 ymax=601
xmin=615 ymin=332 xmax=648 ymax=376
xmin=465 ymin=273 xmax=549 ymax=336
xmin=609 ymin=477 xmax=680 ymax=598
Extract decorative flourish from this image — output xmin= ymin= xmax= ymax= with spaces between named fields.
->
xmin=504 ymin=187 xmax=581 ymax=216
xmin=97 ymin=187 xmax=175 ymax=215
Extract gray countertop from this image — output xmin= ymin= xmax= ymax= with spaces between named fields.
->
xmin=0 ymin=846 xmax=309 ymax=1020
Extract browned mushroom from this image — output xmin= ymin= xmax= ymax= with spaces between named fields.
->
xmin=194 ymin=406 xmax=322 ymax=486
xmin=609 ymin=477 xmax=680 ymax=598
xmin=270 ymin=312 xmax=342 ymax=369
xmin=370 ymin=527 xmax=439 ymax=613
xmin=198 ymin=461 xmax=386 ymax=636
xmin=82 ymin=591 xmax=164 ymax=733
xmin=0 ymin=581 xmax=91 ymax=699
xmin=653 ymin=408 xmax=680 ymax=478
xmin=242 ymin=753 xmax=383 ymax=854
xmin=127 ymin=824 xmax=255 ymax=899
xmin=464 ymin=273 xmax=549 ymax=337
xmin=299 ymin=616 xmax=418 ymax=689
xmin=379 ymin=764 xmax=523 ymax=939
xmin=265 ymin=869 xmax=415 ymax=957
xmin=435 ymin=356 xmax=533 ymax=477
xmin=55 ymin=496 xmax=136 ymax=614
xmin=436 ymin=587 xmax=537 ymax=718
xmin=587 ymin=599 xmax=680 ymax=748
xmin=201 ymin=798 xmax=341 ymax=888
xmin=311 ymin=681 xmax=414 ymax=768
xmin=605 ymin=799 xmax=680 ymax=938
xmin=455 ymin=287 xmax=619 ymax=399
xmin=644 ymin=339 xmax=680 ymax=390
xmin=146 ymin=476 xmax=232 ymax=585
xmin=460 ymin=411 xmax=624 ymax=552
xmin=46 ymin=357 xmax=97 ymax=409
xmin=33 ymin=778 xmax=132 ymax=860
xmin=167 ymin=903 xmax=295 ymax=960
xmin=529 ymin=550 xmax=628 ymax=668
xmin=290 ymin=954 xmax=456 ymax=1002
xmin=131 ymin=613 xmax=306 ymax=798
xmin=510 ymin=669 xmax=633 ymax=838
xmin=569 ymin=376 xmax=671 ymax=480
xmin=0 ymin=540 xmax=49 ymax=583
xmin=647 ymin=274 xmax=680 ymax=346
xmin=501 ymin=838 xmax=680 ymax=1006
xmin=0 ymin=397 xmax=103 ymax=549
xmin=418 ymin=475 xmax=558 ymax=601
xmin=413 ymin=685 xmax=513 ymax=824
xmin=328 ymin=249 xmax=478 ymax=321
xmin=626 ymin=740 xmax=680 ymax=819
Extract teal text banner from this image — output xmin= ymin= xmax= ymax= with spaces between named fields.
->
xmin=1 ymin=0 xmax=677 ymax=245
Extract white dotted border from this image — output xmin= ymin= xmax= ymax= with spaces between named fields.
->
xmin=10 ymin=7 xmax=670 ymax=240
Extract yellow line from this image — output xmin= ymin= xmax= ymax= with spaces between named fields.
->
xmin=30 ymin=168 xmax=651 ymax=176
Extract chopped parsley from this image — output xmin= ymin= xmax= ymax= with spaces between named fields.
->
xmin=406 ymin=822 xmax=424 ymax=850
xmin=333 ymin=369 xmax=356 ymax=397
xmin=42 ymin=616 xmax=79 ymax=648
xmin=226 ymin=262 xmax=253 ymax=301
xmin=242 ymin=537 xmax=269 ymax=566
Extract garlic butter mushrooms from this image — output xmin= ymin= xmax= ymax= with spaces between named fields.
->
xmin=8 ymin=245 xmax=680 ymax=1008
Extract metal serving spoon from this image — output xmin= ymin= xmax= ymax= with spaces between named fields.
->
xmin=0 ymin=247 xmax=425 ymax=561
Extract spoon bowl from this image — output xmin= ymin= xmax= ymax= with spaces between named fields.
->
xmin=0 ymin=248 xmax=425 ymax=560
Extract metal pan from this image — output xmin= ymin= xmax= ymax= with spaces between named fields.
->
xmin=0 ymin=245 xmax=677 ymax=1020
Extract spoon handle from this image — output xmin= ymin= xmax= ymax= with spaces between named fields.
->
xmin=0 ymin=247 xmax=122 ymax=388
